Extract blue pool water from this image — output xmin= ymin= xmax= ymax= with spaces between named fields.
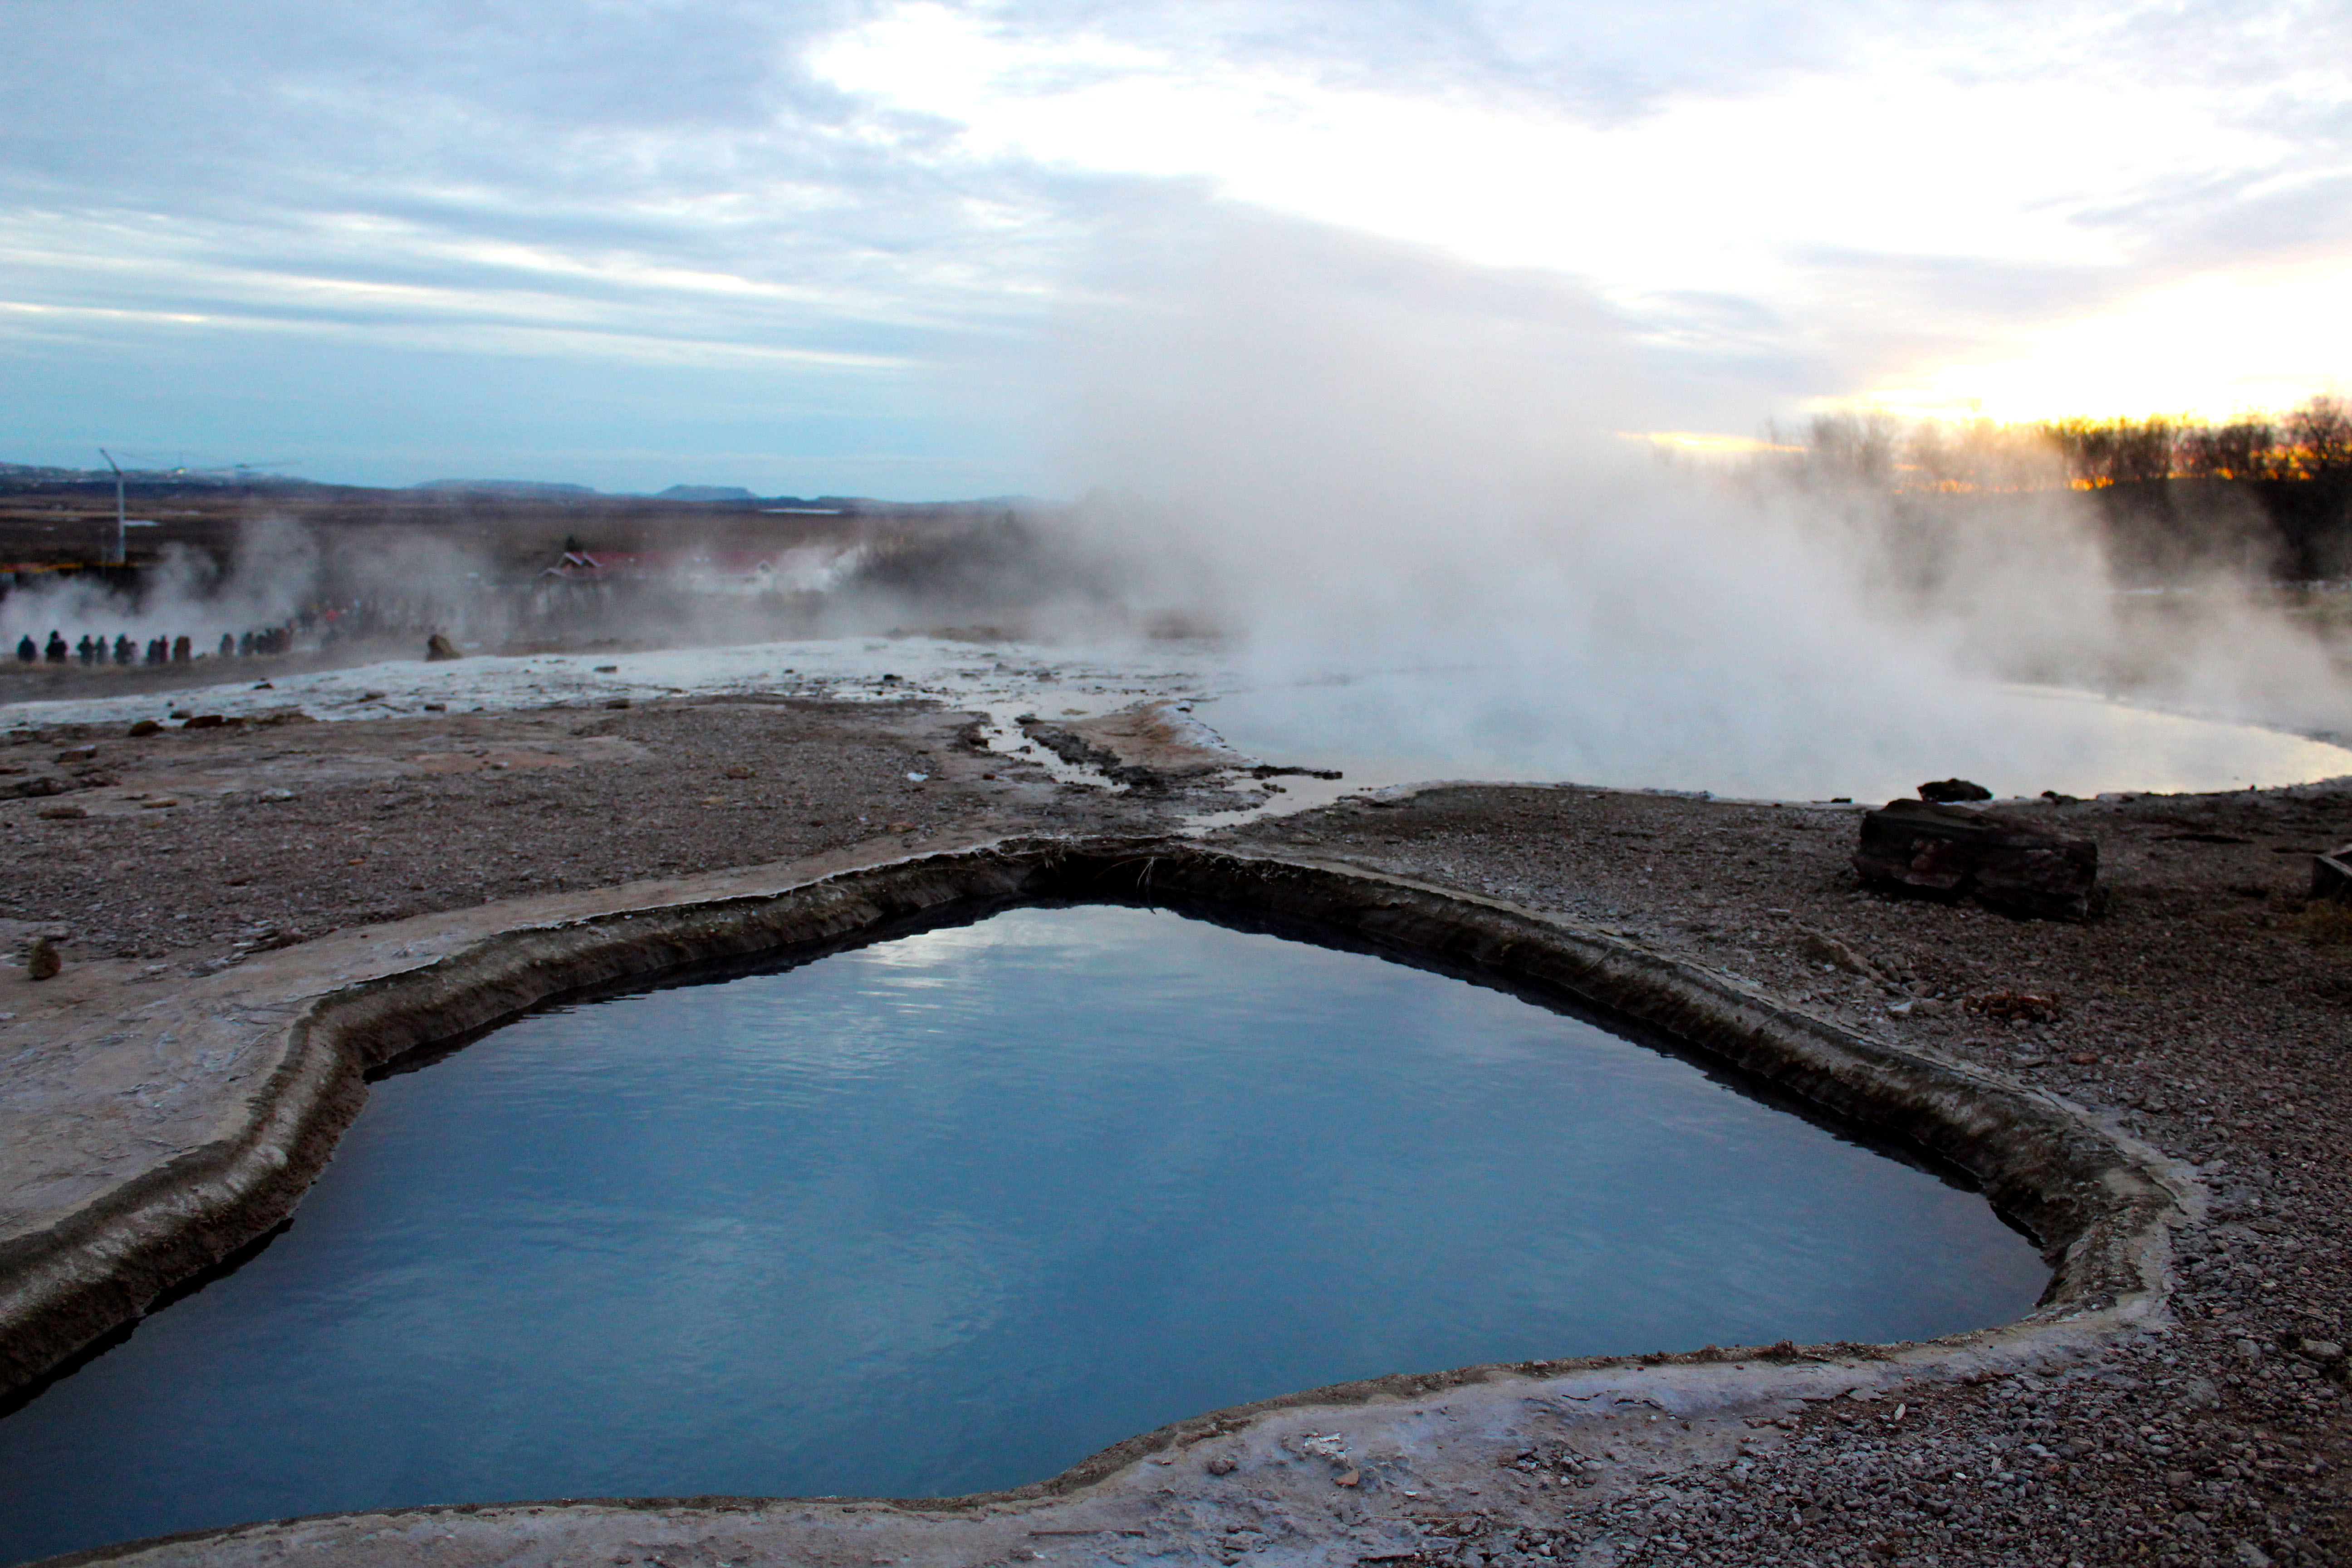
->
xmin=0 ymin=904 xmax=2046 ymax=1562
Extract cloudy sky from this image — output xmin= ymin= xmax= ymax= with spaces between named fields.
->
xmin=3 ymin=0 xmax=2347 ymax=496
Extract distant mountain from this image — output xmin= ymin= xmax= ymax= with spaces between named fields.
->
xmin=656 ymin=484 xmax=757 ymax=502
xmin=0 ymin=461 xmax=318 ymax=494
xmin=412 ymin=479 xmax=600 ymax=497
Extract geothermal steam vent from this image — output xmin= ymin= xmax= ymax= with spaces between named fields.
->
xmin=0 ymin=872 xmax=2050 ymax=1562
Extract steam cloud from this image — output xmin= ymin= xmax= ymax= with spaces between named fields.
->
xmin=1035 ymin=212 xmax=2352 ymax=799
xmin=0 ymin=519 xmax=322 ymax=652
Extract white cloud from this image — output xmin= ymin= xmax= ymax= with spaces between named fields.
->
xmin=1 ymin=0 xmax=2348 ymax=484
xmin=812 ymin=2 xmax=2352 ymax=421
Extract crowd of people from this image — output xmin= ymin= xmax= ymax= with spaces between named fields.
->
xmin=3 ymin=595 xmax=484 ymax=673
xmin=11 ymin=627 xmax=294 ymax=666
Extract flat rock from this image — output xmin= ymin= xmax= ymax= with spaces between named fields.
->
xmin=1852 ymin=799 xmax=2098 ymax=920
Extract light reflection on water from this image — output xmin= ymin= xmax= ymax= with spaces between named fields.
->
xmin=0 ymin=906 xmax=2046 ymax=1563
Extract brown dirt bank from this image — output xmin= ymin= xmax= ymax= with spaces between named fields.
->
xmin=0 ymin=696 xmax=2345 ymax=1568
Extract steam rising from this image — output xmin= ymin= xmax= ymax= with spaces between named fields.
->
xmin=4 ymin=211 xmax=2344 ymax=802
xmin=0 ymin=519 xmax=323 ymax=651
xmin=1041 ymin=216 xmax=2352 ymax=797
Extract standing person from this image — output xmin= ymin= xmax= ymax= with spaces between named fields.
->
xmin=44 ymin=631 xmax=68 ymax=663
xmin=112 ymin=634 xmax=132 ymax=666
xmin=218 ymin=633 xmax=234 ymax=657
xmin=76 ymin=635 xmax=95 ymax=665
xmin=14 ymin=636 xmax=33 ymax=662
xmin=172 ymin=635 xmax=191 ymax=662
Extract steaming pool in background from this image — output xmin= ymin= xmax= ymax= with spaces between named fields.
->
xmin=0 ymin=905 xmax=2047 ymax=1563
xmin=1199 ymin=673 xmax=2352 ymax=803
xmin=3 ymin=635 xmax=2345 ymax=806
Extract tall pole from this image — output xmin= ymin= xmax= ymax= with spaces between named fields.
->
xmin=98 ymin=448 xmax=125 ymax=567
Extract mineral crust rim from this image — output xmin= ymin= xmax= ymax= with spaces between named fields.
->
xmin=0 ymin=833 xmax=2194 ymax=1566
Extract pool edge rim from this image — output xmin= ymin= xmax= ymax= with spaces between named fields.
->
xmin=0 ymin=832 xmax=2191 ymax=1563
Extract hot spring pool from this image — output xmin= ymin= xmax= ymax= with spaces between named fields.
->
xmin=0 ymin=905 xmax=2047 ymax=1563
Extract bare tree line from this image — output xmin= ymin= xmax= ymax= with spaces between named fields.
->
xmin=1784 ymin=396 xmax=2352 ymax=584
xmin=1788 ymin=395 xmax=2351 ymax=492
xmin=2041 ymin=397 xmax=2352 ymax=489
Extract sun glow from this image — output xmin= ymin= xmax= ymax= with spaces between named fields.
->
xmin=812 ymin=3 xmax=2347 ymax=421
xmin=1854 ymin=262 xmax=2352 ymax=424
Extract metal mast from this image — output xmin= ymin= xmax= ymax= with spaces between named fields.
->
xmin=98 ymin=448 xmax=126 ymax=567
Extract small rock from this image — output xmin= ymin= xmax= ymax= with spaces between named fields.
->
xmin=1205 ymin=1456 xmax=1237 ymax=1476
xmin=723 ymin=764 xmax=755 ymax=780
xmin=1333 ymin=1469 xmax=1361 ymax=1487
xmin=2166 ymin=1470 xmax=2195 ymax=1488
xmin=423 ymin=702 xmax=446 ymax=712
xmin=887 ymin=821 xmax=916 ymax=833
xmin=1919 ymin=778 xmax=1994 ymax=803
xmin=0 ymin=774 xmax=69 ymax=799
xmin=605 ymin=698 xmax=632 ymax=709
xmin=180 ymin=714 xmax=227 ymax=729
xmin=594 ymin=664 xmax=619 ymax=673
xmin=425 ymin=633 xmax=463 ymax=662
xmin=2298 ymin=1340 xmax=2342 ymax=1362
xmin=126 ymin=719 xmax=162 ymax=737
xmin=1970 ymin=990 xmax=2062 ymax=1024
xmin=53 ymin=746 xmax=96 ymax=763
xmin=258 ymin=787 xmax=298 ymax=802
xmin=2236 ymin=1338 xmax=2263 ymax=1361
xmin=35 ymin=803 xmax=87 ymax=820
xmin=1798 ymin=930 xmax=1890 ymax=983
xmin=26 ymin=936 xmax=60 ymax=980
xmin=2234 ymin=1542 xmax=2274 ymax=1568
xmin=138 ymin=796 xmax=180 ymax=809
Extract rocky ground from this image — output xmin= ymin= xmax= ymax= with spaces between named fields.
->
xmin=1226 ymin=785 xmax=2352 ymax=1568
xmin=0 ymin=694 xmax=2347 ymax=1568
xmin=0 ymin=697 xmax=1176 ymax=967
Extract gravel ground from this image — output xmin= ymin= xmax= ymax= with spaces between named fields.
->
xmin=1224 ymin=784 xmax=2352 ymax=1568
xmin=0 ymin=697 xmax=1164 ymax=966
xmin=1 ymin=696 xmax=2347 ymax=1568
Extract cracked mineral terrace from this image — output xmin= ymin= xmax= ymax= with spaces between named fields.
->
xmin=0 ymin=671 xmax=2347 ymax=1568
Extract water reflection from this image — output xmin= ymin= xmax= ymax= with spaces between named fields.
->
xmin=0 ymin=906 xmax=2046 ymax=1563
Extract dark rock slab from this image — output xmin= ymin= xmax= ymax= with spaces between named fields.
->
xmin=1918 ymin=778 xmax=1993 ymax=803
xmin=1853 ymin=799 xmax=2098 ymax=920
xmin=2316 ymin=843 xmax=2352 ymax=903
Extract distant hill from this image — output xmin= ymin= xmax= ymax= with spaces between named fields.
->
xmin=411 ymin=479 xmax=600 ymax=498
xmin=656 ymin=484 xmax=756 ymax=502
